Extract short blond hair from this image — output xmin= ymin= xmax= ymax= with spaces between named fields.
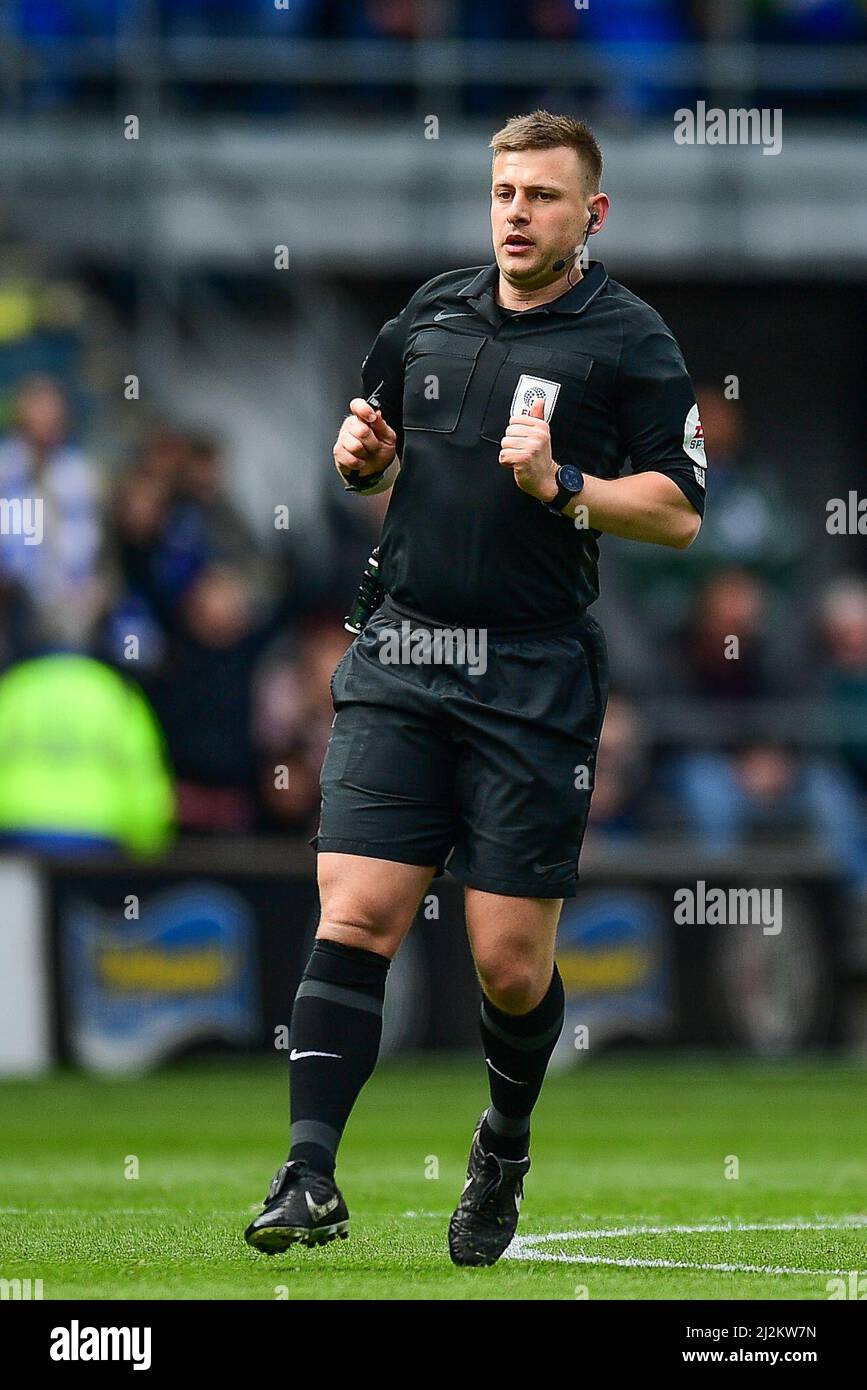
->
xmin=490 ymin=110 xmax=603 ymax=193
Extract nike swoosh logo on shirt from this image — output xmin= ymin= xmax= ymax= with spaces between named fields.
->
xmin=289 ymin=1049 xmax=343 ymax=1061
xmin=434 ymin=310 xmax=473 ymax=321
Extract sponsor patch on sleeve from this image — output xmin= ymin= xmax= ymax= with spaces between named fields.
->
xmin=682 ymin=403 xmax=706 ymax=487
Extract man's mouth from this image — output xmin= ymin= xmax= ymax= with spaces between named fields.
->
xmin=504 ymin=234 xmax=534 ymax=251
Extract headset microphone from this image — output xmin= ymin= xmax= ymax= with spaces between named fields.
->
xmin=553 ymin=210 xmax=598 ymax=273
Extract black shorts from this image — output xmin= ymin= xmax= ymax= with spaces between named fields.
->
xmin=310 ymin=595 xmax=609 ymax=898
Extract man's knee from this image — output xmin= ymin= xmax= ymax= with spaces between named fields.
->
xmin=466 ymin=889 xmax=560 ymax=1014
xmin=476 ymin=954 xmax=552 ymax=1014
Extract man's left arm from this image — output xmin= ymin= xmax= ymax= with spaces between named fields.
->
xmin=559 ymin=469 xmax=701 ymax=549
xmin=500 ymin=320 xmax=707 ymax=549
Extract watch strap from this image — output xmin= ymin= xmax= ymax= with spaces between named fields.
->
xmin=546 ymin=467 xmax=584 ymax=515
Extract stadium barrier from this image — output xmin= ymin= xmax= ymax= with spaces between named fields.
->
xmin=0 ymin=842 xmax=853 ymax=1073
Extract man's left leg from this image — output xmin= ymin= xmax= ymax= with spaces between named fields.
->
xmin=448 ymin=889 xmax=564 ymax=1266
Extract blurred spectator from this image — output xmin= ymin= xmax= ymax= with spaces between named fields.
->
xmin=120 ymin=529 xmax=314 ymax=834
xmin=0 ymin=577 xmax=33 ymax=674
xmin=0 ymin=653 xmax=174 ymax=856
xmin=817 ymin=577 xmax=867 ymax=795
xmin=587 ymin=692 xmax=653 ymax=841
xmin=255 ymin=613 xmax=352 ymax=835
xmin=101 ymin=453 xmax=175 ymax=672
xmin=674 ymin=569 xmax=796 ymax=702
xmin=168 ymin=432 xmax=263 ymax=582
xmin=612 ymin=386 xmax=806 ymax=639
xmin=103 ymin=427 xmax=267 ymax=670
xmin=670 ymin=570 xmax=867 ymax=888
xmin=11 ymin=0 xmax=867 ymax=119
xmin=0 ymin=375 xmax=105 ymax=651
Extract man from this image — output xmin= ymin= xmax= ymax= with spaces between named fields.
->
xmin=245 ymin=110 xmax=706 ymax=1266
xmin=0 ymin=375 xmax=103 ymax=651
xmin=0 ymin=654 xmax=174 ymax=856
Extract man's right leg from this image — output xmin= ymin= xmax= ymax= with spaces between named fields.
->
xmin=245 ymin=851 xmax=434 ymax=1252
xmin=288 ymin=851 xmax=436 ymax=1175
xmin=247 ymin=610 xmax=456 ymax=1250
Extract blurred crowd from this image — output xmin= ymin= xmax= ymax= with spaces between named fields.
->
xmin=0 ymin=365 xmax=866 ymax=894
xmin=593 ymin=378 xmax=867 ymax=893
xmin=17 ymin=0 xmax=867 ymax=42
xmin=14 ymin=0 xmax=867 ymax=120
xmin=0 ymin=370 xmax=382 ymax=850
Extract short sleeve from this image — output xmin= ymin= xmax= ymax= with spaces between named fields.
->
xmin=360 ymin=306 xmax=412 ymax=463
xmin=615 ymin=319 xmax=707 ymax=517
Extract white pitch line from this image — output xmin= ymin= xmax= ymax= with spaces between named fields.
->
xmin=504 ymin=1218 xmax=867 ymax=1277
xmin=516 ymin=1218 xmax=867 ymax=1244
xmin=505 ymin=1248 xmax=849 ymax=1277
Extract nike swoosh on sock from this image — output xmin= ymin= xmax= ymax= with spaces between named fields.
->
xmin=485 ymin=1057 xmax=528 ymax=1086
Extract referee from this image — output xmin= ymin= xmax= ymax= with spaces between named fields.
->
xmin=246 ymin=111 xmax=706 ymax=1266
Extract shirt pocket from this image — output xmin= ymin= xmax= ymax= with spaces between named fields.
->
xmin=479 ymin=343 xmax=593 ymax=461
xmin=402 ymin=328 xmax=486 ymax=434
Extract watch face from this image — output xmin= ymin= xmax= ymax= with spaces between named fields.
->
xmin=558 ymin=464 xmax=584 ymax=492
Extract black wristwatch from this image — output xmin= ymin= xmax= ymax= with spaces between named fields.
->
xmin=545 ymin=463 xmax=585 ymax=515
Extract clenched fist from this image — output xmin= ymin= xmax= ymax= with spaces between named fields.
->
xmin=498 ymin=396 xmax=557 ymax=503
xmin=333 ymin=398 xmax=398 ymax=483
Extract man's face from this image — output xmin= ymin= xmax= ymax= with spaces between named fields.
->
xmin=17 ymin=383 xmax=67 ymax=450
xmin=491 ymin=146 xmax=589 ymax=289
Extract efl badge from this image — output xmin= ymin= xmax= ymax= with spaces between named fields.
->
xmin=511 ymin=374 xmax=561 ymax=422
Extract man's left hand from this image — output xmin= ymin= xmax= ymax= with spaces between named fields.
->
xmin=499 ymin=397 xmax=557 ymax=503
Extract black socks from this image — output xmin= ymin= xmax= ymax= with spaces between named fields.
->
xmin=287 ymin=941 xmax=564 ymax=1175
xmin=288 ymin=938 xmax=390 ymax=1176
xmin=479 ymin=965 xmax=565 ymax=1161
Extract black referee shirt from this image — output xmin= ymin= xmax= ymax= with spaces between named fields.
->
xmin=360 ymin=259 xmax=706 ymax=631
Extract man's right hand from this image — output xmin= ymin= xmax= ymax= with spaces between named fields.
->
xmin=332 ymin=398 xmax=398 ymax=482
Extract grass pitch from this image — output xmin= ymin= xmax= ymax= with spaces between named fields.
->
xmin=1 ymin=1055 xmax=865 ymax=1300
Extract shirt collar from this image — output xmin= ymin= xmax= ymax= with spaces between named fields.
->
xmin=457 ymin=259 xmax=608 ymax=317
